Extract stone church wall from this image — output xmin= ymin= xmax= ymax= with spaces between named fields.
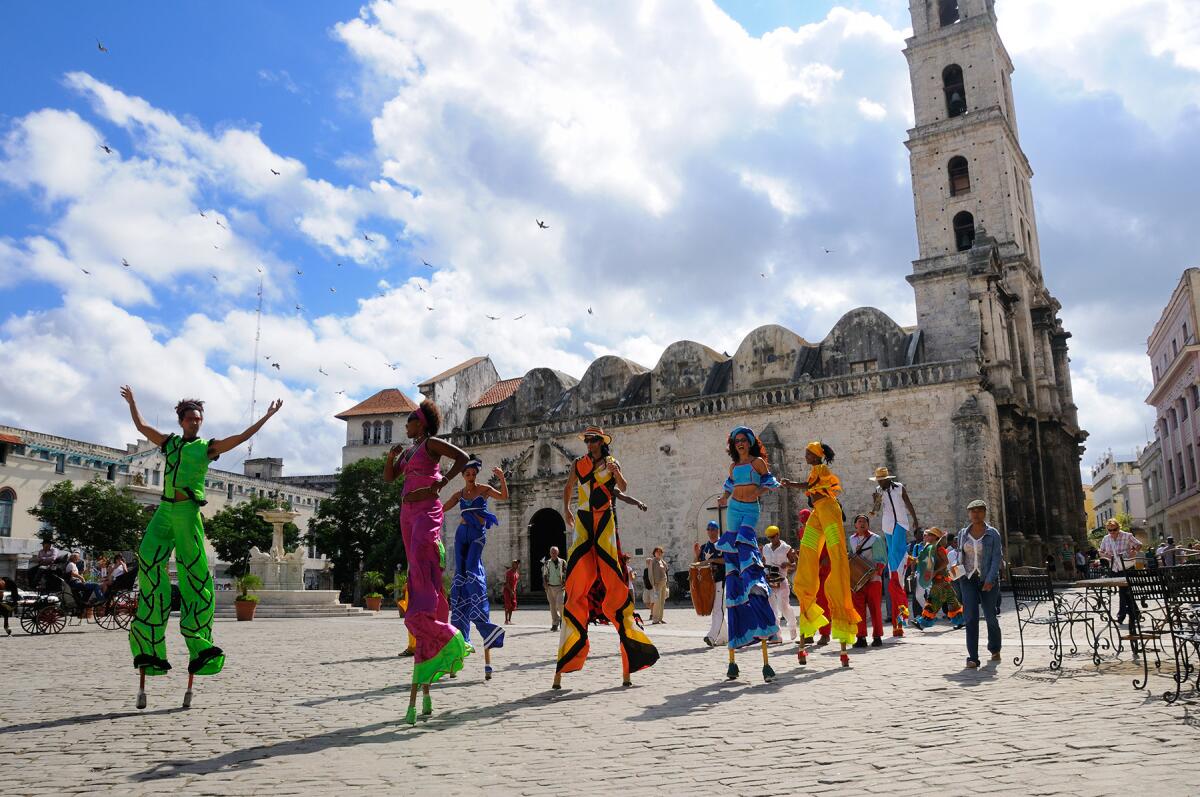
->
xmin=449 ymin=363 xmax=998 ymax=595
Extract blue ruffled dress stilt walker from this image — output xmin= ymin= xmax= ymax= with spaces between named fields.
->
xmin=716 ymin=526 xmax=780 ymax=681
xmin=450 ymin=495 xmax=505 ymax=678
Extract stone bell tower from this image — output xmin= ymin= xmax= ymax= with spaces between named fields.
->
xmin=902 ymin=0 xmax=1088 ymax=562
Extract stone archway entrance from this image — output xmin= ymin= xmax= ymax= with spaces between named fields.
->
xmin=527 ymin=508 xmax=567 ymax=594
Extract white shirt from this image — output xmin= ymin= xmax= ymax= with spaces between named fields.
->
xmin=763 ymin=540 xmax=793 ymax=576
xmin=1100 ymin=532 xmax=1139 ymax=572
xmin=962 ymin=535 xmax=984 ymax=579
xmin=65 ymin=561 xmax=82 ymax=581
xmin=110 ymin=563 xmax=127 ymax=580
xmin=876 ymin=482 xmax=912 ymax=535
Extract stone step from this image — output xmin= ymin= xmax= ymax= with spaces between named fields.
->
xmin=214 ymin=605 xmax=370 ymax=618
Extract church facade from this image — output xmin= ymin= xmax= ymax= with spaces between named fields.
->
xmin=405 ymin=0 xmax=1086 ymax=596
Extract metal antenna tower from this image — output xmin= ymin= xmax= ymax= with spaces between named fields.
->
xmin=247 ymin=275 xmax=264 ymax=459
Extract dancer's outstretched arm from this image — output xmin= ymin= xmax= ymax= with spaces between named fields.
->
xmin=209 ymin=399 xmax=283 ymax=457
xmin=480 ymin=467 xmax=509 ymax=501
xmin=120 ymin=386 xmax=167 ymax=447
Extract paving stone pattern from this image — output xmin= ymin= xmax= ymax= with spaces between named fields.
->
xmin=2 ymin=597 xmax=1198 ymax=795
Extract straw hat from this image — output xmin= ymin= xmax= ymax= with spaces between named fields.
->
xmin=578 ymin=426 xmax=612 ymax=445
xmin=923 ymin=526 xmax=945 ymax=540
xmin=869 ymin=466 xmax=894 ymax=482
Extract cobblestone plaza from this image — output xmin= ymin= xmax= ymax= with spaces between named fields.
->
xmin=3 ymin=602 xmax=1197 ymax=795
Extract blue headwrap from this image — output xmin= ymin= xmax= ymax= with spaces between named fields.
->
xmin=729 ymin=426 xmax=757 ymax=448
xmin=706 ymin=520 xmax=719 ymax=530
xmin=464 ymin=458 xmax=483 ymax=472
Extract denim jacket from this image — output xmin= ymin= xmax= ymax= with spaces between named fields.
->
xmin=956 ymin=524 xmax=1003 ymax=585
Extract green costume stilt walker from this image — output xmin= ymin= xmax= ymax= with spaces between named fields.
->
xmin=129 ymin=434 xmax=224 ymax=677
xmin=120 ymin=385 xmax=282 ymax=710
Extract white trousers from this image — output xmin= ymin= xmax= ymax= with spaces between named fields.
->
xmin=769 ymin=581 xmax=797 ymax=639
xmin=706 ymin=581 xmax=727 ymax=644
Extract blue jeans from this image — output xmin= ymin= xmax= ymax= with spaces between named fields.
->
xmin=960 ymin=574 xmax=1001 ymax=662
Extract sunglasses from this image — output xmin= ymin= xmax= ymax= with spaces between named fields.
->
xmin=584 ymin=436 xmax=602 ymax=443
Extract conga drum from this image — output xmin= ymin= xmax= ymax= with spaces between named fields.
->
xmin=689 ymin=562 xmax=716 ymax=616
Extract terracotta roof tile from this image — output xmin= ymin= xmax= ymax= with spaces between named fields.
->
xmin=0 ymin=432 xmax=21 ymax=445
xmin=418 ymin=356 xmax=488 ymax=387
xmin=334 ymin=388 xmax=419 ymax=420
xmin=470 ymin=377 xmax=524 ymax=408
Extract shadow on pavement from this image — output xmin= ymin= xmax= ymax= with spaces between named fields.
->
xmin=627 ymin=665 xmax=843 ymax=722
xmin=1 ymin=707 xmax=186 ymax=735
xmin=317 ymin=655 xmax=405 ymax=666
xmin=297 ymin=677 xmax=475 ymax=708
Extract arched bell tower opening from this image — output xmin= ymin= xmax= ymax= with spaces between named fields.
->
xmin=527 ymin=508 xmax=567 ymax=593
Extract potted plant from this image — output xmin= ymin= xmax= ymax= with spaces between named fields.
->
xmin=362 ymin=570 xmax=385 ymax=611
xmin=235 ymin=574 xmax=263 ymax=621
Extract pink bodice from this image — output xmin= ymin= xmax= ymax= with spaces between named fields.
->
xmin=398 ymin=440 xmax=442 ymax=497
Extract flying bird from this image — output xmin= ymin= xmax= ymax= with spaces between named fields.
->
xmin=415 ymin=284 xmax=425 ymax=293
xmin=97 ymin=41 xmax=108 ymax=53
xmin=344 ymin=362 xmax=357 ymax=370
xmin=199 ymin=211 xmax=206 ymax=218
xmin=256 ymin=265 xmax=263 ymax=273
xmin=99 ymin=144 xmax=113 ymax=154
xmin=426 ymin=306 xmax=435 ymax=311
xmin=823 ymin=248 xmax=835 ymax=254
xmin=270 ymin=168 xmax=281 ymax=176
xmin=587 ymin=306 xmax=593 ymax=315
xmin=336 ymin=262 xmax=342 ymax=268
xmin=215 ymin=220 xmax=225 ymax=229
xmin=329 ymin=286 xmax=336 ymax=293
xmin=335 ymin=389 xmax=346 ymax=396
xmin=513 ymin=314 xmax=526 ymax=320
xmin=211 ymin=274 xmax=219 ymax=281
xmin=264 ymin=355 xmax=272 ymax=360
xmin=80 ymin=268 xmax=91 ymax=275
xmin=121 ymin=258 xmax=131 ymax=268
xmin=318 ymin=367 xmax=328 ymax=376
xmin=295 ymin=303 xmax=304 ymax=312
xmin=421 ymin=259 xmax=433 ymax=268
xmin=760 ymin=272 xmax=767 ymax=278
xmin=213 ymin=245 xmax=220 ymax=250
xmin=271 ymin=362 xmax=281 ymax=370
xmin=536 ymin=219 xmax=548 ymax=229
xmin=486 ymin=315 xmax=500 ymax=321
xmin=296 ymin=269 xmax=303 ymax=275
xmin=363 ymin=233 xmax=373 ymax=243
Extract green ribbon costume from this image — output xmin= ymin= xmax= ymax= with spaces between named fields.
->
xmin=128 ymin=434 xmax=224 ymax=676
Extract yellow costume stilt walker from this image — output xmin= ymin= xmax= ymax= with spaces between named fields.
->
xmin=790 ymin=441 xmax=860 ymax=667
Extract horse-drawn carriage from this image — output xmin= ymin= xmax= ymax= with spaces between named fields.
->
xmin=16 ymin=557 xmax=138 ymax=635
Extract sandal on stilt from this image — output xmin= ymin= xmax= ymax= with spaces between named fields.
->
xmin=726 ymin=662 xmax=739 ymax=680
xmin=484 ymin=665 xmax=493 ymax=681
xmin=405 ymin=706 xmax=417 ymax=726
xmin=840 ymin=653 xmax=851 ymax=668
xmin=421 ymin=694 xmax=433 ymax=717
xmin=797 ymin=649 xmax=807 ymax=666
xmin=762 ymin=664 xmax=776 ymax=683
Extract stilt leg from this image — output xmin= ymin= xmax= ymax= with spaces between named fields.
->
xmin=484 ymin=647 xmax=493 ymax=680
xmin=405 ymin=683 xmax=419 ymax=725
xmin=726 ymin=648 xmax=739 ymax=680
xmin=420 ymin=684 xmax=432 ymax=719
xmin=840 ymin=642 xmax=851 ymax=668
xmin=136 ymin=668 xmax=147 ymax=710
xmin=622 ymin=661 xmax=632 ymax=687
xmin=182 ymin=673 xmax=194 ymax=709
xmin=761 ymin=639 xmax=775 ymax=682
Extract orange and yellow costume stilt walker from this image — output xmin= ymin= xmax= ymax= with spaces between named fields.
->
xmin=789 ymin=441 xmax=860 ymax=668
xmin=553 ymin=426 xmax=658 ymax=689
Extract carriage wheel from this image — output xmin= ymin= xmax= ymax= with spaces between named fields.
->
xmin=19 ymin=605 xmax=39 ymax=635
xmin=95 ymin=599 xmax=119 ymax=630
xmin=36 ymin=603 xmax=67 ymax=635
xmin=114 ymin=590 xmax=138 ymax=630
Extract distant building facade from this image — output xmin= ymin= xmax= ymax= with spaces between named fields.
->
xmin=1145 ymin=268 xmax=1200 ymax=542
xmin=0 ymin=425 xmax=331 ymax=585
xmin=1089 ymin=450 xmax=1146 ymax=532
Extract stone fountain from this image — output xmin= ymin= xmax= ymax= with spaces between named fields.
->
xmin=214 ymin=505 xmax=363 ymax=618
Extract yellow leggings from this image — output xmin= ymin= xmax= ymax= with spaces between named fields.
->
xmin=793 ymin=497 xmax=860 ymax=645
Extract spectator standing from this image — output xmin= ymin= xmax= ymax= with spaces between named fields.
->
xmin=502 ymin=560 xmax=520 ymax=624
xmin=647 ymin=547 xmax=669 ymax=624
xmin=1157 ymin=536 xmax=1178 ymax=568
xmin=957 ymin=499 xmax=1003 ymax=669
xmin=695 ymin=521 xmax=728 ymax=647
xmin=542 ymin=547 xmax=566 ymax=631
xmin=1098 ymin=520 xmax=1142 ymax=643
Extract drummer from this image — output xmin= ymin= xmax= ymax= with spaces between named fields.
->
xmin=695 ymin=521 xmax=727 ymax=647
xmin=762 ymin=525 xmax=798 ymax=642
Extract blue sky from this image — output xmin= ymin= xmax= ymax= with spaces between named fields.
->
xmin=1 ymin=0 xmax=1198 ymax=477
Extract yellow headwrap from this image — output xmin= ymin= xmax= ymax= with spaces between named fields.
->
xmin=765 ymin=525 xmax=780 ymax=537
xmin=806 ymin=441 xmax=825 ymax=458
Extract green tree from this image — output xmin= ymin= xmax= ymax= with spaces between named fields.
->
xmin=1114 ymin=512 xmax=1133 ymax=532
xmin=29 ymin=479 xmax=150 ymax=554
xmin=206 ymin=496 xmax=300 ymax=578
xmin=307 ymin=456 xmax=405 ymax=598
